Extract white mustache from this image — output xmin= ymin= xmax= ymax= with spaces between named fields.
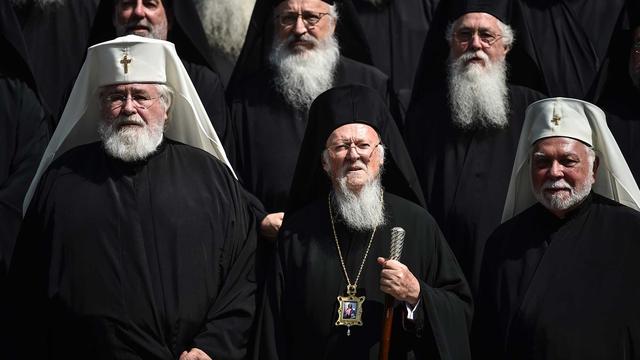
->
xmin=459 ymin=50 xmax=490 ymax=64
xmin=542 ymin=179 xmax=572 ymax=191
xmin=287 ymin=33 xmax=320 ymax=47
xmin=114 ymin=115 xmax=145 ymax=127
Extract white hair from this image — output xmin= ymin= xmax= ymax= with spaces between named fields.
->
xmin=269 ymin=35 xmax=340 ymax=111
xmin=97 ymin=84 xmax=173 ymax=162
xmin=531 ymin=145 xmax=597 ymax=212
xmin=326 ymin=145 xmax=387 ymax=231
xmin=445 ymin=17 xmax=515 ymax=48
xmin=447 ymin=51 xmax=510 ymax=129
xmin=193 ymin=0 xmax=256 ymax=61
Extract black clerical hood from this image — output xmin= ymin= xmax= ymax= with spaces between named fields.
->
xmin=0 ymin=1 xmax=40 ymax=100
xmin=89 ymin=0 xmax=218 ymax=74
xmin=227 ymin=0 xmax=372 ymax=95
xmin=287 ymin=85 xmax=425 ymax=212
xmin=452 ymin=0 xmax=512 ymax=24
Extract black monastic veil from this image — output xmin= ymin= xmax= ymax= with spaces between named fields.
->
xmin=254 ymin=85 xmax=472 ymax=360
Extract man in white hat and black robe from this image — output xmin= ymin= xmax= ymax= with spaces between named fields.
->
xmin=4 ymin=36 xmax=257 ymax=360
xmin=473 ymin=97 xmax=640 ymax=359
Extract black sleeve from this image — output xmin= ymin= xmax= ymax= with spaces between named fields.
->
xmin=192 ymin=177 xmax=259 ymax=360
xmin=0 ymin=78 xmax=49 ymax=277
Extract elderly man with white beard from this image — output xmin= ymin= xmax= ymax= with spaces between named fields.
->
xmin=404 ymin=3 xmax=545 ymax=296
xmin=255 ymin=84 xmax=472 ymax=360
xmin=473 ymin=97 xmax=640 ymax=359
xmin=228 ymin=0 xmax=391 ymax=241
xmin=5 ymin=36 xmax=256 ymax=360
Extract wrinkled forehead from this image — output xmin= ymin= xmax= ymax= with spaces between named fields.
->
xmin=99 ymin=82 xmax=160 ymax=94
xmin=326 ymin=123 xmax=379 ymax=145
xmin=454 ymin=12 xmax=500 ymax=31
xmin=275 ymin=0 xmax=331 ymax=13
xmin=531 ymin=136 xmax=591 ymax=155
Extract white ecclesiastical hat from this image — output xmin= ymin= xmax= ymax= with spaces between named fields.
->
xmin=23 ymin=35 xmax=236 ymax=213
xmin=501 ymin=97 xmax=640 ymax=222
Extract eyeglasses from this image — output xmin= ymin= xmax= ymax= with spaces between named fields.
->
xmin=276 ymin=11 xmax=330 ymax=28
xmin=103 ymin=94 xmax=160 ymax=110
xmin=454 ymin=28 xmax=503 ymax=47
xmin=632 ymin=41 xmax=640 ymax=54
xmin=326 ymin=141 xmax=381 ymax=159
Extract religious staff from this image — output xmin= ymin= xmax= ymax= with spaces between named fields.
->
xmin=254 ymin=85 xmax=472 ymax=360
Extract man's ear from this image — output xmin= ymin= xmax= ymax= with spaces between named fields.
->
xmin=321 ymin=154 xmax=330 ymax=173
xmin=592 ymin=155 xmax=600 ymax=180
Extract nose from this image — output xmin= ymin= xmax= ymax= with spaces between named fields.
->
xmin=548 ymin=161 xmax=564 ymax=178
xmin=469 ymin=32 xmax=483 ymax=51
xmin=293 ymin=15 xmax=307 ymax=36
xmin=121 ymin=96 xmax=138 ymax=115
xmin=133 ymin=0 xmax=146 ymax=18
xmin=345 ymin=144 xmax=361 ymax=160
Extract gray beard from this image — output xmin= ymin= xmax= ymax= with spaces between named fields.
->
xmin=532 ymin=177 xmax=593 ymax=214
xmin=98 ymin=115 xmax=164 ymax=162
xmin=333 ymin=176 xmax=386 ymax=232
xmin=447 ymin=53 xmax=510 ymax=129
xmin=11 ymin=0 xmax=65 ymax=8
xmin=269 ymin=34 xmax=340 ymax=111
xmin=114 ymin=18 xmax=169 ymax=40
xmin=193 ymin=0 xmax=255 ymax=61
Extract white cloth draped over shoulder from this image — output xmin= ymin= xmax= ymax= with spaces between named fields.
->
xmin=502 ymin=97 xmax=640 ymax=222
xmin=23 ymin=35 xmax=236 ymax=213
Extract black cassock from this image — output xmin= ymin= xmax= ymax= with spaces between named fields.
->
xmin=473 ymin=193 xmax=640 ymax=359
xmin=352 ymin=0 xmax=440 ymax=114
xmin=6 ymin=139 xmax=257 ymax=360
xmin=257 ymin=193 xmax=472 ymax=360
xmin=404 ymin=85 xmax=543 ymax=295
xmin=230 ymin=57 xmax=390 ymax=219
xmin=0 ymin=78 xmax=48 ymax=277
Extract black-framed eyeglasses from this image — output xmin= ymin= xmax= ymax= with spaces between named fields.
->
xmin=103 ymin=94 xmax=160 ymax=111
xmin=326 ymin=141 xmax=381 ymax=159
xmin=276 ymin=11 xmax=330 ymax=28
xmin=454 ymin=28 xmax=503 ymax=47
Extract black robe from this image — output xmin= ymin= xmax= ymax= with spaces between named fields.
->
xmin=230 ymin=56 xmax=390 ymax=219
xmin=14 ymin=0 xmax=101 ymax=120
xmin=257 ymin=192 xmax=472 ymax=360
xmin=352 ymin=0 xmax=440 ymax=114
xmin=404 ymin=85 xmax=544 ymax=296
xmin=0 ymin=77 xmax=48 ymax=279
xmin=5 ymin=139 xmax=257 ymax=359
xmin=473 ymin=193 xmax=640 ymax=359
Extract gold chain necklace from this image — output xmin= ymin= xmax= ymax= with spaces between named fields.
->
xmin=328 ymin=192 xmax=376 ymax=335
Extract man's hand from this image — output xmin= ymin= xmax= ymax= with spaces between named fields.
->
xmin=260 ymin=212 xmax=284 ymax=239
xmin=179 ymin=348 xmax=212 ymax=360
xmin=377 ymin=257 xmax=420 ymax=306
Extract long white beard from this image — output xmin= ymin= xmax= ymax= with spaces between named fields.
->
xmin=11 ymin=0 xmax=65 ymax=8
xmin=448 ymin=51 xmax=510 ymax=129
xmin=269 ymin=33 xmax=340 ymax=111
xmin=533 ymin=177 xmax=593 ymax=213
xmin=333 ymin=176 xmax=386 ymax=231
xmin=193 ymin=0 xmax=255 ymax=61
xmin=98 ymin=115 xmax=164 ymax=162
